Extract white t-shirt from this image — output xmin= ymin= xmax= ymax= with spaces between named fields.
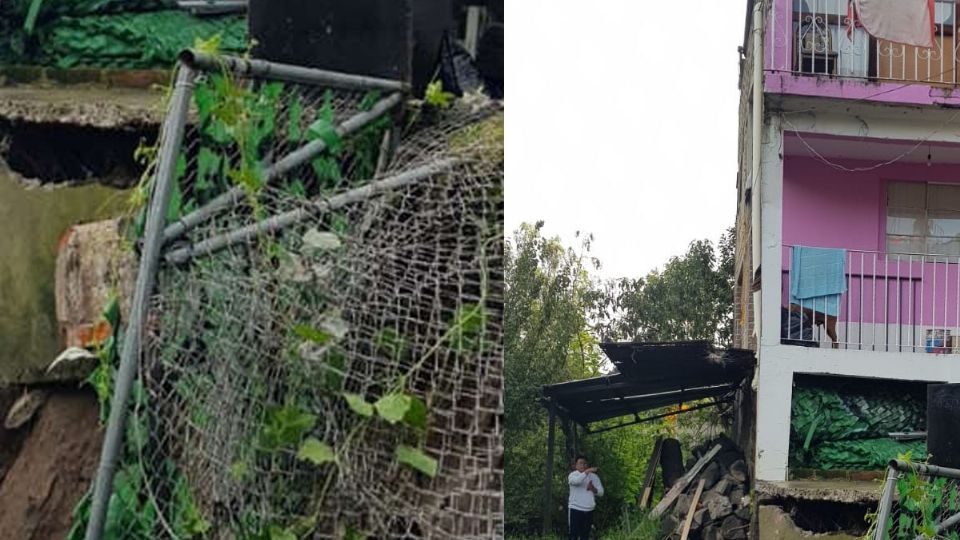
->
xmin=567 ymin=470 xmax=604 ymax=511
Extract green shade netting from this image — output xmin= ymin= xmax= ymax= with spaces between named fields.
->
xmin=40 ymin=11 xmax=247 ymax=69
xmin=0 ymin=9 xmax=247 ymax=69
xmin=790 ymin=380 xmax=927 ymax=470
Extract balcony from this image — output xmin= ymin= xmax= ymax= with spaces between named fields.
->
xmin=780 ymin=246 xmax=960 ymax=352
xmin=766 ymin=0 xmax=960 ymax=105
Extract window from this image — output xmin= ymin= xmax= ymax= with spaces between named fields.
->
xmin=887 ymin=181 xmax=960 ymax=256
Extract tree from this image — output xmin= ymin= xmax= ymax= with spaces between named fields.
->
xmin=606 ymin=228 xmax=734 ymax=346
xmin=504 ymin=222 xmax=609 ymax=533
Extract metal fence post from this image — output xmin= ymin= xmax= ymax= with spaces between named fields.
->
xmin=84 ymin=63 xmax=196 ymax=540
xmin=874 ymin=465 xmax=899 ymax=540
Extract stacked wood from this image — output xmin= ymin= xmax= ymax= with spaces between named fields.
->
xmin=657 ymin=435 xmax=751 ymax=540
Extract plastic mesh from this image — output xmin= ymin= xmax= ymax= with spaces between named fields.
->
xmin=101 ymin=63 xmax=503 ymax=539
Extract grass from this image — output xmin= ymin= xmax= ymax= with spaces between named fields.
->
xmin=507 ymin=507 xmax=662 ymax=540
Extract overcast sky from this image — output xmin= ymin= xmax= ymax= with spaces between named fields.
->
xmin=504 ymin=1 xmax=744 ymax=279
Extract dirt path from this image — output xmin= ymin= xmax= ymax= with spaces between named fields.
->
xmin=0 ymin=388 xmax=102 ymax=540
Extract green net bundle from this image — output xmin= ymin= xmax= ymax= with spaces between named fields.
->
xmin=790 ymin=379 xmax=927 ymax=470
xmin=39 ymin=11 xmax=247 ymax=69
xmin=0 ymin=3 xmax=247 ymax=69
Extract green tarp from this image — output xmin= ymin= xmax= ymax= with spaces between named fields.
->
xmin=39 ymin=11 xmax=247 ymax=69
xmin=0 ymin=5 xmax=247 ymax=69
xmin=790 ymin=379 xmax=927 ymax=470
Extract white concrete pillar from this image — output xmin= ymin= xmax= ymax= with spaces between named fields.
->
xmin=760 ymin=113 xmax=784 ymax=348
xmin=754 ymin=347 xmax=793 ymax=481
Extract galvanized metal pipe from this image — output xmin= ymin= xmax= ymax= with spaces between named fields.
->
xmin=164 ymin=158 xmax=458 ymax=265
xmin=890 ymin=459 xmax=960 ymax=481
xmin=85 ymin=64 xmax=196 ymax=540
xmin=873 ymin=465 xmax=899 ymax=540
xmin=178 ymin=49 xmax=408 ymax=93
xmin=161 ymin=92 xmax=403 ymax=245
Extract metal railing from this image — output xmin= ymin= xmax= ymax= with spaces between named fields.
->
xmin=781 ymin=246 xmax=960 ymax=353
xmin=776 ymin=0 xmax=960 ymax=85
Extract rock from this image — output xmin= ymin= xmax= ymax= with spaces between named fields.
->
xmin=675 ymin=493 xmax=692 ymax=516
xmin=729 ymin=459 xmax=748 ymax=483
xmin=701 ymin=461 xmax=722 ymax=490
xmin=45 ymin=347 xmax=98 ymax=377
xmin=702 ymin=523 xmax=722 ymax=540
xmin=3 ymin=389 xmax=48 ymax=430
xmin=56 ymin=219 xmax=134 ymax=350
xmin=707 ymin=496 xmax=733 ymax=521
xmin=729 ymin=486 xmax=745 ymax=506
xmin=720 ymin=515 xmax=747 ymax=539
xmin=694 ymin=507 xmax=709 ymax=526
xmin=711 ymin=477 xmax=731 ymax=496
xmin=700 ymin=490 xmax=724 ymax=508
xmin=717 ymin=450 xmax=743 ymax=471
xmin=660 ymin=514 xmax=680 ymax=537
xmin=735 ymin=505 xmax=750 ymax=520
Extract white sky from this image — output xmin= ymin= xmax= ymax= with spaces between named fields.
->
xmin=504 ymin=1 xmax=744 ymax=279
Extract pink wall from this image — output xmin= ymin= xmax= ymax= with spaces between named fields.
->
xmin=782 ymin=155 xmax=960 ymax=326
xmin=763 ymin=0 xmax=960 ymax=107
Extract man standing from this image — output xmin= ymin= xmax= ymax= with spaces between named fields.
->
xmin=567 ymin=454 xmax=603 ymax=540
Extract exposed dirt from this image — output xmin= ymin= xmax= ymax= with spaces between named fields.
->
xmin=0 ymin=388 xmax=102 ymax=540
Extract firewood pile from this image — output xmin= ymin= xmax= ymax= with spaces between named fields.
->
xmin=647 ymin=436 xmax=751 ymax=540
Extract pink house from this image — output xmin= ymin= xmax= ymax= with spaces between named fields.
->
xmin=737 ymin=0 xmax=960 ymax=484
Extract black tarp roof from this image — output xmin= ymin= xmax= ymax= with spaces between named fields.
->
xmin=541 ymin=341 xmax=756 ymax=427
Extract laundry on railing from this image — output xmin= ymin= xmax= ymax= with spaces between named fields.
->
xmin=850 ymin=0 xmax=935 ymax=49
xmin=790 ymin=246 xmax=847 ymax=316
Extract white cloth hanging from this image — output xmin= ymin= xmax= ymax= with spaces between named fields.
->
xmin=852 ymin=0 xmax=935 ymax=48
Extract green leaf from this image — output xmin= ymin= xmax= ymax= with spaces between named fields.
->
xmin=259 ymin=405 xmax=317 ymax=450
xmin=194 ymin=33 xmax=223 ymax=55
xmin=101 ymin=295 xmax=120 ymax=329
xmin=288 ymin=94 xmax=303 ymax=141
xmin=403 ymin=395 xmax=428 ymax=430
xmin=166 ymin=178 xmax=182 ymax=223
xmin=23 ymin=0 xmax=43 ymax=34
xmin=425 ymin=81 xmax=455 ymax=108
xmin=306 ymin=117 xmax=341 ymax=153
xmin=268 ymin=525 xmax=297 ymax=540
xmin=297 ymin=437 xmax=336 ymax=466
xmin=343 ymin=393 xmax=373 ymax=417
xmin=375 ymin=393 xmax=411 ymax=424
xmin=293 ymin=323 xmax=332 ymax=345
xmin=359 ymin=90 xmax=382 ymax=111
xmin=395 ymin=445 xmax=438 ymax=477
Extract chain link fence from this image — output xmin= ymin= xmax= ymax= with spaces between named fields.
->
xmin=78 ymin=53 xmax=503 ymax=539
xmin=870 ymin=460 xmax=960 ymax=540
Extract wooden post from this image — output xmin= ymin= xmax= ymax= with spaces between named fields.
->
xmin=638 ymin=437 xmax=664 ymax=508
xmin=562 ymin=417 xmax=574 ymax=465
xmin=542 ymin=400 xmax=557 ymax=535
xmin=680 ymin=479 xmax=706 ymax=540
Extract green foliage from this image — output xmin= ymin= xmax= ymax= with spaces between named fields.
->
xmin=343 ymin=393 xmax=374 ymax=417
xmin=395 ymin=445 xmax=439 ymax=477
xmin=259 ymin=405 xmax=317 ymax=451
xmin=424 ymin=81 xmax=455 ymax=108
xmin=375 ymin=393 xmax=414 ymax=424
xmin=297 ymin=437 xmax=336 ymax=466
xmin=604 ymin=228 xmax=735 ymax=346
xmin=292 ymin=323 xmax=333 ymax=345
xmin=505 ymin=222 xmax=725 ymax=536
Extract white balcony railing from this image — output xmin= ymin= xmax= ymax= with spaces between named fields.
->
xmin=781 ymin=246 xmax=960 ymax=353
xmin=787 ymin=0 xmax=960 ymax=85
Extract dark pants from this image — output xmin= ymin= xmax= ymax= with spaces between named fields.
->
xmin=568 ymin=508 xmax=593 ymax=540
